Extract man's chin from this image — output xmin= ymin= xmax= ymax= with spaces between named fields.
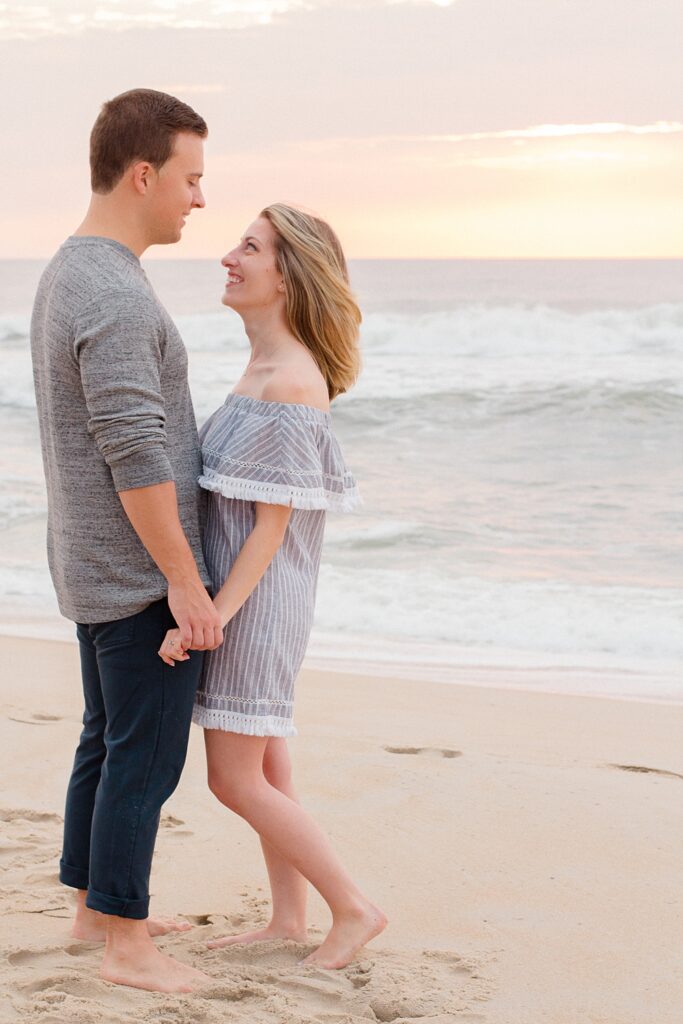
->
xmin=152 ymin=227 xmax=184 ymax=246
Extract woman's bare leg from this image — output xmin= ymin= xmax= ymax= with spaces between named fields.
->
xmin=205 ymin=730 xmax=386 ymax=968
xmin=208 ymin=738 xmax=308 ymax=946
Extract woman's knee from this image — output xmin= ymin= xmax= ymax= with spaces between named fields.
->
xmin=208 ymin=769 xmax=257 ymax=814
xmin=205 ymin=733 xmax=279 ymax=811
xmin=208 ymin=769 xmax=236 ymax=808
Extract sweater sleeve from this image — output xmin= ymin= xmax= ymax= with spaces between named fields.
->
xmin=73 ymin=288 xmax=174 ymax=492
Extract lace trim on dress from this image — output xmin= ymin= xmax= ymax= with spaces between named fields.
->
xmin=192 ymin=704 xmax=298 ymax=737
xmin=198 ymin=467 xmax=362 ymax=512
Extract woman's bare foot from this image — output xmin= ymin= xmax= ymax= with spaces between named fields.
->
xmin=300 ymin=901 xmax=387 ymax=969
xmin=101 ymin=943 xmax=211 ymax=993
xmin=208 ymin=922 xmax=308 ymax=948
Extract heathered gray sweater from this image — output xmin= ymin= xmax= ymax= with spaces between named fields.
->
xmin=30 ymin=236 xmax=210 ymax=623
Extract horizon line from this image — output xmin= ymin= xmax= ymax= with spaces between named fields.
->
xmin=3 ymin=255 xmax=683 ymax=263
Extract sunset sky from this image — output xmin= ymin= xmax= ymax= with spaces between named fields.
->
xmin=1 ymin=0 xmax=681 ymax=258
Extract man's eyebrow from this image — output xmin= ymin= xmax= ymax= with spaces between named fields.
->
xmin=189 ymin=171 xmax=203 ymax=178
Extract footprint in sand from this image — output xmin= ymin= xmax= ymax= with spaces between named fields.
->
xmin=8 ymin=948 xmax=56 ymax=967
xmin=160 ymin=813 xmax=185 ymax=827
xmin=365 ymin=950 xmax=490 ymax=1022
xmin=609 ymin=763 xmax=683 ymax=780
xmin=9 ymin=945 xmax=96 ymax=967
xmin=183 ymin=913 xmax=227 ymax=927
xmin=0 ymin=809 xmax=62 ymax=824
xmin=194 ymin=940 xmax=491 ymax=1021
xmin=20 ymin=970 xmax=100 ymax=999
xmin=7 ymin=712 xmax=62 ymax=725
xmin=9 ymin=947 xmax=142 ymax=1020
xmin=158 ymin=812 xmax=194 ymax=837
xmin=383 ymin=746 xmax=462 ymax=759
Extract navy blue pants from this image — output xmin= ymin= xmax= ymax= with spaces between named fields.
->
xmin=59 ymin=598 xmax=203 ymax=919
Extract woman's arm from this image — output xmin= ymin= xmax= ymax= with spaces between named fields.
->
xmin=158 ymin=500 xmax=292 ymax=664
xmin=212 ymin=501 xmax=292 ymax=628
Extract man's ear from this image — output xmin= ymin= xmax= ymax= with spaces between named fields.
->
xmin=131 ymin=161 xmax=153 ymax=196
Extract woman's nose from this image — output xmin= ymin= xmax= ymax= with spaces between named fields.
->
xmin=221 ymin=251 xmax=237 ymax=267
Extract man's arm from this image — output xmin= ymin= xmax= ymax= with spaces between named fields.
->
xmin=119 ymin=482 xmax=222 ymax=651
xmin=74 ymin=289 xmax=221 ymax=650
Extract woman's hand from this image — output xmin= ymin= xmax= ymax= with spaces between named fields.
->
xmin=158 ymin=627 xmax=190 ymax=666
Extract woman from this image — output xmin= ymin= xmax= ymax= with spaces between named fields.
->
xmin=158 ymin=204 xmax=386 ymax=969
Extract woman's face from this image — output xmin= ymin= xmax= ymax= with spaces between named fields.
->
xmin=221 ymin=216 xmax=285 ymax=311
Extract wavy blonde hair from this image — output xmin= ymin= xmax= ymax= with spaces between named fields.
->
xmin=260 ymin=203 xmax=361 ymax=400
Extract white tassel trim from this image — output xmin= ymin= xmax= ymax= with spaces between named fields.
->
xmin=192 ymin=704 xmax=298 ymax=737
xmin=198 ymin=468 xmax=362 ymax=513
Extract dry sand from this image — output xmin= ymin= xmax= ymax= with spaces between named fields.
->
xmin=0 ymin=635 xmax=681 ymax=1023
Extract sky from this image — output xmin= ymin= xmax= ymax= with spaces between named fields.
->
xmin=0 ymin=0 xmax=682 ymax=258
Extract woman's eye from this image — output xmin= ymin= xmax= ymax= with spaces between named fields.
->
xmin=246 ymin=242 xmax=256 ymax=251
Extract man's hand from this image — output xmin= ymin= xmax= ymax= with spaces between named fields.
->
xmin=167 ymin=578 xmax=223 ymax=652
xmin=117 ymin=481 xmax=223 ymax=652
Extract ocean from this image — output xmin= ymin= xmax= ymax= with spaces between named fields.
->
xmin=1 ymin=258 xmax=681 ymax=700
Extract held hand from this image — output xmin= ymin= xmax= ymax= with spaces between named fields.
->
xmin=167 ymin=578 xmax=224 ymax=651
xmin=158 ymin=628 xmax=189 ymax=667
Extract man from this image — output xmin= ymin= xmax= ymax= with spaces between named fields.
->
xmin=30 ymin=89 xmax=223 ymax=993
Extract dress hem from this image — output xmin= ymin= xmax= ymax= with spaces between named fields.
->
xmin=192 ymin=705 xmax=298 ymax=737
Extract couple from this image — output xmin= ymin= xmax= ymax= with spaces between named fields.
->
xmin=30 ymin=88 xmax=386 ymax=994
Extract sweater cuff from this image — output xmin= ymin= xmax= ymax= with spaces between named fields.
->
xmin=110 ymin=447 xmax=175 ymax=492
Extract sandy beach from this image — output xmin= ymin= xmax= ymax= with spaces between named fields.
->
xmin=0 ymin=635 xmax=681 ymax=1023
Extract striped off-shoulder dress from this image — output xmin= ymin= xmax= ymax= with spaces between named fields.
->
xmin=192 ymin=393 xmax=361 ymax=737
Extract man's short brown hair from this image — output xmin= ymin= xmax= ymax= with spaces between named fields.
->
xmin=90 ymin=88 xmax=208 ymax=194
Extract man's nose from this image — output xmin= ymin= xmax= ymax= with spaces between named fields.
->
xmin=193 ymin=187 xmax=206 ymax=209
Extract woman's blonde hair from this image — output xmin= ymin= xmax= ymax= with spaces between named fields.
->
xmin=260 ymin=203 xmax=361 ymax=400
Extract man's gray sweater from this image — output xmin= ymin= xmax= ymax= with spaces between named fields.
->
xmin=30 ymin=235 xmax=211 ymax=623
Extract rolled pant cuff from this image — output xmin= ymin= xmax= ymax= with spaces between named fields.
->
xmin=59 ymin=858 xmax=89 ymax=891
xmin=86 ymin=887 xmax=149 ymax=919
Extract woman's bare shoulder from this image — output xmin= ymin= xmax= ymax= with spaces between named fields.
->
xmin=262 ymin=365 xmax=329 ymax=412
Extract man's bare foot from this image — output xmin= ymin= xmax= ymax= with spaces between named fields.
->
xmin=101 ymin=944 xmax=211 ymax=993
xmin=300 ymin=901 xmax=387 ymax=969
xmin=72 ymin=912 xmax=191 ymax=941
xmin=147 ymin=915 xmax=193 ymax=937
xmin=208 ymin=922 xmax=308 ymax=948
xmin=71 ymin=893 xmax=192 ymax=941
